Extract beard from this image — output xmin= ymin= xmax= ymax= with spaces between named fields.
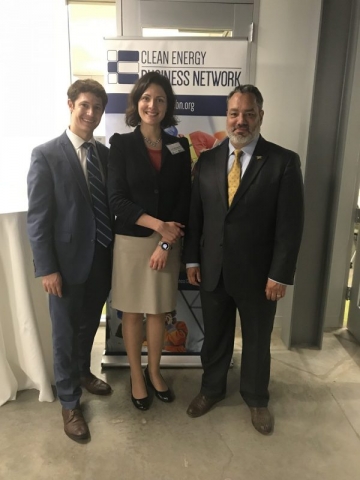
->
xmin=227 ymin=124 xmax=261 ymax=148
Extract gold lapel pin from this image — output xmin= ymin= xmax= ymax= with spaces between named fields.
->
xmin=256 ymin=156 xmax=262 ymax=160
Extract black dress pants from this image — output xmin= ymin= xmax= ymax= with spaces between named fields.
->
xmin=199 ymin=275 xmax=276 ymax=408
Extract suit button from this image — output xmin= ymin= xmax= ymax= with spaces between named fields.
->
xmin=154 ymin=189 xmax=159 ymax=194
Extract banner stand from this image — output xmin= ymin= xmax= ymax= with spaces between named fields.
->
xmin=103 ymin=37 xmax=248 ymax=368
xmin=101 ymin=353 xmax=202 ymax=368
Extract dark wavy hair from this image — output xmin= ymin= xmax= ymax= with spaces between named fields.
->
xmin=67 ymin=79 xmax=108 ymax=111
xmin=125 ymin=72 xmax=178 ymax=128
xmin=227 ymin=84 xmax=264 ymax=110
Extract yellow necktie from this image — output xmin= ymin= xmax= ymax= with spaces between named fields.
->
xmin=228 ymin=149 xmax=242 ymax=206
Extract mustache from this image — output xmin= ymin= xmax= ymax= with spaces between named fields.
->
xmin=232 ymin=124 xmax=249 ymax=131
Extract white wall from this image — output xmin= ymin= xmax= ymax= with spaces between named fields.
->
xmin=256 ymin=0 xmax=322 ymax=165
xmin=255 ymin=0 xmax=322 ymax=339
xmin=69 ymin=3 xmax=117 ymax=77
xmin=0 ymin=0 xmax=71 ymax=214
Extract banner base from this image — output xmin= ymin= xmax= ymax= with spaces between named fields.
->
xmin=101 ymin=352 xmax=203 ymax=368
xmin=101 ymin=353 xmax=233 ymax=368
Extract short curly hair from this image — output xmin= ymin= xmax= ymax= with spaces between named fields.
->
xmin=67 ymin=79 xmax=108 ymax=111
xmin=125 ymin=72 xmax=178 ymax=128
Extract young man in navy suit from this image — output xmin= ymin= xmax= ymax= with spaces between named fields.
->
xmin=27 ymin=79 xmax=113 ymax=442
xmin=184 ymin=85 xmax=304 ymax=435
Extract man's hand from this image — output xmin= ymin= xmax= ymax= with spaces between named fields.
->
xmin=265 ymin=279 xmax=286 ymax=301
xmin=187 ymin=266 xmax=201 ymax=286
xmin=42 ymin=272 xmax=63 ymax=297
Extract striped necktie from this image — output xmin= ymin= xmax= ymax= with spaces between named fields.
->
xmin=228 ymin=149 xmax=242 ymax=206
xmin=83 ymin=142 xmax=112 ymax=247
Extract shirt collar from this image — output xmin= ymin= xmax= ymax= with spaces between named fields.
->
xmin=228 ymin=134 xmax=259 ymax=157
xmin=66 ymin=128 xmax=95 ymax=149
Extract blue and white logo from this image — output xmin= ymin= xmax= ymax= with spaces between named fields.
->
xmin=107 ymin=50 xmax=140 ymax=85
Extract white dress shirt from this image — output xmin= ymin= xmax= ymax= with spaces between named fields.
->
xmin=227 ymin=135 xmax=258 ymax=177
xmin=66 ymin=128 xmax=104 ymax=185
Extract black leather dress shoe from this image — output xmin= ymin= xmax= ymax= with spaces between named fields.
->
xmin=186 ymin=392 xmax=225 ymax=418
xmin=144 ymin=366 xmax=174 ymax=403
xmin=249 ymin=407 xmax=274 ymax=435
xmin=62 ymin=406 xmax=90 ymax=442
xmin=130 ymin=377 xmax=150 ymax=411
xmin=80 ymin=373 xmax=112 ymax=396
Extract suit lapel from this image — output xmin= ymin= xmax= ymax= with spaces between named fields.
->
xmin=230 ymin=136 xmax=269 ymax=207
xmin=60 ymin=132 xmax=92 ymax=204
xmin=161 ymin=130 xmax=182 ymax=170
xmin=161 ymin=136 xmax=172 ymax=170
xmin=215 ymin=140 xmax=230 ymax=210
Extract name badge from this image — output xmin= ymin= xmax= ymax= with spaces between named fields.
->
xmin=166 ymin=142 xmax=185 ymax=155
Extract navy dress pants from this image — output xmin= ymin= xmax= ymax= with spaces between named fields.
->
xmin=49 ymin=243 xmax=111 ymax=409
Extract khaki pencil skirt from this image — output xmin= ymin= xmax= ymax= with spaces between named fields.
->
xmin=111 ymin=232 xmax=181 ymax=314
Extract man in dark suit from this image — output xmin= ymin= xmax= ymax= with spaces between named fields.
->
xmin=184 ymin=85 xmax=304 ymax=435
xmin=27 ymin=79 xmax=113 ymax=442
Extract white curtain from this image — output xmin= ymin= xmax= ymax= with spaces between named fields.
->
xmin=0 ymin=0 xmax=70 ymax=405
xmin=0 ymin=213 xmax=54 ymax=406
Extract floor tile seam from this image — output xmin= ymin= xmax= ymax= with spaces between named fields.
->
xmin=315 ymin=355 xmax=360 ymax=382
xmin=323 ymin=359 xmax=360 ymax=383
xmin=327 ymin=387 xmax=360 ymax=442
xmin=332 ymin=340 xmax=360 ymax=359
xmin=334 ymin=335 xmax=360 ymax=346
xmin=270 ymin=356 xmax=344 ymax=382
xmin=208 ymin=415 xmax=235 ymax=473
xmin=271 ymin=353 xmax=357 ymax=381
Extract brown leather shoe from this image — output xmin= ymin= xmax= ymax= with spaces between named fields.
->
xmin=62 ymin=407 xmax=90 ymax=441
xmin=249 ymin=407 xmax=273 ymax=435
xmin=80 ymin=373 xmax=112 ymax=395
xmin=186 ymin=393 xmax=225 ymax=418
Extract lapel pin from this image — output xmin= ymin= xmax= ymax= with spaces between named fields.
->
xmin=256 ymin=156 xmax=262 ymax=160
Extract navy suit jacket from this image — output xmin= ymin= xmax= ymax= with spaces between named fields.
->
xmin=27 ymin=131 xmax=110 ymax=284
xmin=183 ymin=136 xmax=304 ymax=297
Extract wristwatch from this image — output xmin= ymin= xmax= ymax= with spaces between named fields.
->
xmin=158 ymin=241 xmax=172 ymax=251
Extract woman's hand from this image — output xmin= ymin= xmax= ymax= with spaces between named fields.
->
xmin=149 ymin=246 xmax=169 ymax=270
xmin=157 ymin=221 xmax=185 ymax=243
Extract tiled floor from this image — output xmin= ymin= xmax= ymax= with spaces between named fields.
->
xmin=1 ymin=327 xmax=360 ymax=480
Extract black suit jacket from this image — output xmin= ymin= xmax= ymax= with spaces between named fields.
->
xmin=108 ymin=126 xmax=192 ymax=236
xmin=183 ymin=136 xmax=304 ymax=297
xmin=27 ymin=131 xmax=110 ymax=284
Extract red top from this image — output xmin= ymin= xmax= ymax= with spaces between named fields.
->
xmin=147 ymin=147 xmax=162 ymax=172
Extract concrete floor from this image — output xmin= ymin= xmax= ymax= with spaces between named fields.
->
xmin=1 ymin=327 xmax=360 ymax=480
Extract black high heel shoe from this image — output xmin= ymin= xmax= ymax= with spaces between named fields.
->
xmin=144 ymin=366 xmax=174 ymax=403
xmin=130 ymin=376 xmax=150 ymax=411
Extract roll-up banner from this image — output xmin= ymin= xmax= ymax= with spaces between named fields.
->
xmin=102 ymin=38 xmax=248 ymax=367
